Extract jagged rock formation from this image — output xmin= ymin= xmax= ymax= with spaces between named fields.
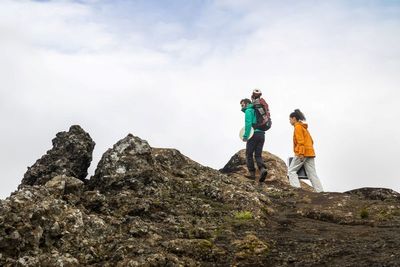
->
xmin=19 ymin=125 xmax=95 ymax=187
xmin=221 ymin=149 xmax=315 ymax=191
xmin=88 ymin=134 xmax=155 ymax=192
xmin=1 ymin=126 xmax=400 ymax=266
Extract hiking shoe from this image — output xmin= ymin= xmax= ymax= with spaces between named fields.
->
xmin=259 ymin=168 xmax=268 ymax=183
xmin=245 ymin=171 xmax=256 ymax=180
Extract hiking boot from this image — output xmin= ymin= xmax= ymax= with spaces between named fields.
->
xmin=259 ymin=167 xmax=268 ymax=183
xmin=245 ymin=171 xmax=256 ymax=180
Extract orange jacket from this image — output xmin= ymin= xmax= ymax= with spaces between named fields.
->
xmin=293 ymin=122 xmax=315 ymax=157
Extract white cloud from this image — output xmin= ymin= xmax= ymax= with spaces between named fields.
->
xmin=1 ymin=0 xmax=399 ymax=198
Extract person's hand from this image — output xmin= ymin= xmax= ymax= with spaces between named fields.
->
xmin=298 ymin=154 xmax=305 ymax=160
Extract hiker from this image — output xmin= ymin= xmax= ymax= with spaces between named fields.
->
xmin=288 ymin=109 xmax=324 ymax=192
xmin=240 ymin=98 xmax=268 ymax=182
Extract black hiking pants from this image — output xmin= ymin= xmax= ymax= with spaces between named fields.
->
xmin=246 ymin=132 xmax=266 ymax=172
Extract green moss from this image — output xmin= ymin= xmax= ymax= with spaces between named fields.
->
xmin=234 ymin=211 xmax=253 ymax=220
xmin=377 ymin=211 xmax=390 ymax=221
xmin=360 ymin=208 xmax=369 ymax=219
xmin=261 ymin=206 xmax=273 ymax=216
xmin=268 ymin=190 xmax=296 ymax=199
xmin=199 ymin=239 xmax=213 ymax=249
xmin=234 ymin=234 xmax=270 ymax=260
xmin=376 ymin=208 xmax=400 ymax=221
xmin=393 ymin=209 xmax=400 ymax=216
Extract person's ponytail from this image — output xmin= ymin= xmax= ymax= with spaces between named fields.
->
xmin=290 ymin=109 xmax=306 ymax=121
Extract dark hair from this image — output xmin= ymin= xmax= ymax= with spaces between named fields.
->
xmin=240 ymin=98 xmax=251 ymax=105
xmin=290 ymin=109 xmax=306 ymax=121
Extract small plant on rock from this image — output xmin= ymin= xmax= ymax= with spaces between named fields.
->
xmin=360 ymin=208 xmax=369 ymax=219
xmin=234 ymin=211 xmax=253 ymax=220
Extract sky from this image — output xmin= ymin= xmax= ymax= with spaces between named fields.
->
xmin=0 ymin=0 xmax=399 ymax=199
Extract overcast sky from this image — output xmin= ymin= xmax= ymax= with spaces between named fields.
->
xmin=1 ymin=0 xmax=399 ymax=199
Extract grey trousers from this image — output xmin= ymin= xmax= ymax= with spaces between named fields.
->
xmin=288 ymin=157 xmax=324 ymax=192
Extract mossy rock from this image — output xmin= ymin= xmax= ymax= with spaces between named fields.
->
xmin=233 ymin=234 xmax=270 ymax=264
xmin=234 ymin=211 xmax=253 ymax=220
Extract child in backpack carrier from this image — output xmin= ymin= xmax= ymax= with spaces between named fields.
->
xmin=251 ymin=89 xmax=271 ymax=131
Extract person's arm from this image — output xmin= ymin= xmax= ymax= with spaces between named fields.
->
xmin=243 ymin=109 xmax=253 ymax=141
xmin=294 ymin=125 xmax=305 ymax=158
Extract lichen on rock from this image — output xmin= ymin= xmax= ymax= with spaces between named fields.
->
xmin=88 ymin=134 xmax=155 ymax=192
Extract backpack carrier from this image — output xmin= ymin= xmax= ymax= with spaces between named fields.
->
xmin=252 ymin=98 xmax=272 ymax=131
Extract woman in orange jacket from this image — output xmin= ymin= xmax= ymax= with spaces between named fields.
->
xmin=288 ymin=109 xmax=323 ymax=192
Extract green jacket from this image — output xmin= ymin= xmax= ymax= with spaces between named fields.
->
xmin=242 ymin=104 xmax=263 ymax=140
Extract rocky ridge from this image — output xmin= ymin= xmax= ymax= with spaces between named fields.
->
xmin=1 ymin=125 xmax=400 ymax=266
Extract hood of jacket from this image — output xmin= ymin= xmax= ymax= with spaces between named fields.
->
xmin=295 ymin=121 xmax=308 ymax=129
xmin=241 ymin=103 xmax=254 ymax=113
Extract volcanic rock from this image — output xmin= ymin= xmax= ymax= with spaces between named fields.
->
xmin=220 ymin=149 xmax=315 ymax=191
xmin=220 ymin=149 xmax=288 ymax=182
xmin=19 ymin=125 xmax=95 ymax=187
xmin=1 ymin=127 xmax=400 ymax=266
xmin=345 ymin=187 xmax=400 ymax=201
xmin=88 ymin=134 xmax=155 ymax=192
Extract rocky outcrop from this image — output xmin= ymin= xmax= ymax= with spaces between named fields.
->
xmin=221 ymin=149 xmax=288 ymax=182
xmin=2 ymin=126 xmax=400 ymax=266
xmin=88 ymin=134 xmax=155 ymax=192
xmin=346 ymin=187 xmax=400 ymax=201
xmin=220 ymin=149 xmax=315 ymax=191
xmin=19 ymin=125 xmax=95 ymax=187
